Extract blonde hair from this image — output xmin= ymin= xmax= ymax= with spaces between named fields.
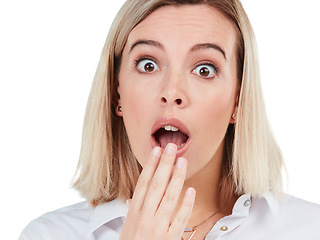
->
xmin=72 ymin=0 xmax=284 ymax=206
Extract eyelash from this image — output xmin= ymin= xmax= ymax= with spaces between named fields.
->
xmin=134 ymin=57 xmax=159 ymax=72
xmin=133 ymin=57 xmax=220 ymax=78
xmin=193 ymin=63 xmax=219 ymax=78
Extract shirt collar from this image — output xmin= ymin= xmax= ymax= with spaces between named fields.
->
xmin=263 ymin=192 xmax=280 ymax=219
xmin=86 ymin=192 xmax=280 ymax=236
xmin=226 ymin=192 xmax=280 ymax=221
xmin=87 ymin=198 xmax=128 ymax=237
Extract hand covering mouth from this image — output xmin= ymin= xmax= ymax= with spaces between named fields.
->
xmin=152 ymin=125 xmax=189 ymax=149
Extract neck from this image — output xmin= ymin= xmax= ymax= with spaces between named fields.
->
xmin=182 ymin=163 xmax=221 ymax=227
xmin=179 ymin=142 xmax=237 ymax=228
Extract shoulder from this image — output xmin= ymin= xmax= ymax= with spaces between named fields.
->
xmin=19 ymin=201 xmax=93 ymax=240
xmin=278 ymin=194 xmax=320 ymax=221
xmin=241 ymin=193 xmax=320 ymax=239
xmin=274 ymin=194 xmax=320 ymax=239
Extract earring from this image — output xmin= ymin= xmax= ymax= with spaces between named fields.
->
xmin=115 ymin=105 xmax=122 ymax=116
xmin=231 ymin=112 xmax=237 ymax=121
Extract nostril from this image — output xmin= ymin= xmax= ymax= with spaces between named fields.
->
xmin=175 ymin=99 xmax=182 ymax=105
xmin=161 ymin=97 xmax=183 ymax=105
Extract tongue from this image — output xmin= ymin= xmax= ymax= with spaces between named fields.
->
xmin=154 ymin=129 xmax=188 ymax=149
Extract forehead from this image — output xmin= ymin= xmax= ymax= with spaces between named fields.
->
xmin=126 ymin=4 xmax=237 ymax=55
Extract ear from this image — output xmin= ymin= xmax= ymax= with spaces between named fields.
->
xmin=114 ymin=86 xmax=122 ymax=117
xmin=230 ymin=106 xmax=238 ymax=124
xmin=230 ymin=95 xmax=239 ymax=124
xmin=115 ymin=104 xmax=122 ymax=117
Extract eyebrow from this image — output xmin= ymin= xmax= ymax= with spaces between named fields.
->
xmin=129 ymin=39 xmax=227 ymax=60
xmin=191 ymin=43 xmax=227 ymax=60
xmin=129 ymin=40 xmax=164 ymax=53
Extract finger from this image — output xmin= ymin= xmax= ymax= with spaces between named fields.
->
xmin=131 ymin=146 xmax=162 ymax=211
xmin=156 ymin=157 xmax=187 ymax=224
xmin=142 ymin=143 xmax=177 ymax=215
xmin=169 ymin=187 xmax=196 ymax=237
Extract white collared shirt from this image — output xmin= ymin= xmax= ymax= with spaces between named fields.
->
xmin=19 ymin=193 xmax=320 ymax=240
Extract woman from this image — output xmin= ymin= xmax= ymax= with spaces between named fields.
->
xmin=19 ymin=0 xmax=320 ymax=239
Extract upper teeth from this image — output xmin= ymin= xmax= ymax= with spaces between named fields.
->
xmin=163 ymin=125 xmax=179 ymax=132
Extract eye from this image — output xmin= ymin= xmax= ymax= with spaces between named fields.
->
xmin=136 ymin=58 xmax=159 ymax=73
xmin=192 ymin=64 xmax=217 ymax=78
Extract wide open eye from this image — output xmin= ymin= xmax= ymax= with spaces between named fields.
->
xmin=136 ymin=59 xmax=159 ymax=73
xmin=192 ymin=64 xmax=217 ymax=78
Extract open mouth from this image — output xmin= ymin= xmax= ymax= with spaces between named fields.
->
xmin=153 ymin=125 xmax=189 ymax=149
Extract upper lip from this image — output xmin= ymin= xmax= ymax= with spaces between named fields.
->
xmin=151 ymin=117 xmax=190 ymax=137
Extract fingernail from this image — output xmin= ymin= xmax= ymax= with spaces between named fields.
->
xmin=176 ymin=157 xmax=185 ymax=169
xmin=186 ymin=188 xmax=195 ymax=198
xmin=152 ymin=146 xmax=161 ymax=157
xmin=165 ymin=143 xmax=177 ymax=155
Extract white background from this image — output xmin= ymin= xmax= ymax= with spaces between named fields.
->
xmin=0 ymin=1 xmax=319 ymax=239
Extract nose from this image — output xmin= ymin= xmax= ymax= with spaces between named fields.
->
xmin=160 ymin=71 xmax=188 ymax=108
xmin=161 ymin=96 xmax=182 ymax=105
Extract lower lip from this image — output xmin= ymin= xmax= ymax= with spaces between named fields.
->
xmin=150 ymin=136 xmax=191 ymax=159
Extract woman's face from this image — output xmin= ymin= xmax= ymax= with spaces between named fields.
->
xmin=117 ymin=5 xmax=239 ymax=178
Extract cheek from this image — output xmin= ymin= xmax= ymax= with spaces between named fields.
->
xmin=119 ymin=68 xmax=145 ymax=116
xmin=200 ymin=87 xmax=235 ymax=120
xmin=196 ymin=87 xmax=235 ymax=142
xmin=120 ymin=81 xmax=156 ymax=125
xmin=213 ymin=93 xmax=233 ymax=118
xmin=118 ymin=74 xmax=156 ymax=165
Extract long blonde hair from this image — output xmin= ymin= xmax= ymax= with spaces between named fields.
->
xmin=72 ymin=0 xmax=284 ymax=206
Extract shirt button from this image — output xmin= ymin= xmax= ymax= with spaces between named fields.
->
xmin=244 ymin=199 xmax=251 ymax=207
xmin=220 ymin=226 xmax=228 ymax=231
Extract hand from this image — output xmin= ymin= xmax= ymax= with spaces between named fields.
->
xmin=119 ymin=143 xmax=196 ymax=240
